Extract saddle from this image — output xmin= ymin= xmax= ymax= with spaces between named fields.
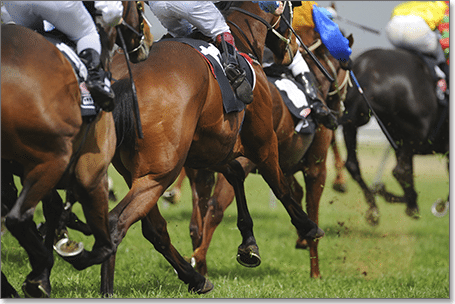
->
xmin=264 ymin=64 xmax=316 ymax=135
xmin=40 ymin=29 xmax=100 ymax=121
xmin=163 ymin=37 xmax=256 ymax=113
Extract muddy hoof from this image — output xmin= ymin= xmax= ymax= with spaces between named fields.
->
xmin=431 ymin=199 xmax=449 ymax=217
xmin=22 ymin=280 xmax=49 ymax=298
xmin=237 ymin=244 xmax=261 ymax=267
xmin=188 ymin=278 xmax=214 ymax=294
xmin=54 ymin=238 xmax=84 ymax=257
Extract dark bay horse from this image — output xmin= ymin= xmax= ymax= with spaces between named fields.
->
xmin=101 ymin=1 xmax=326 ymax=296
xmin=339 ymin=48 xmax=449 ymax=225
xmin=1 ymin=2 xmax=151 ymax=297
xmin=187 ymin=25 xmax=353 ymax=278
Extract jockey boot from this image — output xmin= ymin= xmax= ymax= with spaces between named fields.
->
xmin=216 ymin=32 xmax=253 ymax=104
xmin=295 ymin=72 xmax=338 ymax=130
xmin=79 ymin=48 xmax=115 ymax=112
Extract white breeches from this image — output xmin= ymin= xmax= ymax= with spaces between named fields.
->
xmin=386 ymin=15 xmax=442 ymax=60
xmin=3 ymin=1 xmax=101 ymax=54
xmin=148 ymin=1 xmax=230 ymax=40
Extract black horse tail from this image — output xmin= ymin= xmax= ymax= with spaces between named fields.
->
xmin=112 ymin=78 xmax=138 ymax=157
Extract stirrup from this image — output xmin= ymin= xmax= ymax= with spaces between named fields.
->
xmin=225 ymin=64 xmax=253 ymax=104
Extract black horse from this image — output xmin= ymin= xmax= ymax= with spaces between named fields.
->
xmin=340 ymin=48 xmax=449 ymax=226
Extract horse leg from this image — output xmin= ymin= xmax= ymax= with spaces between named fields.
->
xmin=186 ymin=168 xmax=215 ymax=251
xmin=1 ymin=271 xmax=20 ymax=298
xmin=192 ymin=158 xmax=257 ymax=275
xmin=343 ymin=123 xmax=380 ymax=226
xmin=64 ymin=191 xmax=93 ymax=236
xmin=100 ymin=180 xmax=154 ymax=297
xmin=1 ymin=160 xmax=19 ymax=213
xmin=287 ymin=175 xmax=304 ymax=248
xmin=330 ymin=135 xmax=347 ymax=193
xmin=141 ymin=205 xmax=214 ymax=294
xmin=59 ymin=171 xmax=114 ymax=270
xmin=191 ymin=172 xmax=235 ymax=275
xmin=250 ymin=148 xmax=324 ymax=240
xmin=58 ymin=117 xmax=115 ymax=270
xmin=162 ymin=168 xmax=187 ymax=205
xmin=376 ymin=148 xmax=419 ymax=219
xmin=5 ymin=161 xmax=67 ymax=297
xmin=221 ymin=158 xmax=262 ymax=268
xmin=101 ymin=170 xmax=204 ymax=296
xmin=299 ymin=126 xmax=333 ymax=279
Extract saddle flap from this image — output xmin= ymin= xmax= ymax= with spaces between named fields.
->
xmin=163 ymin=38 xmax=256 ymax=113
xmin=41 ymin=31 xmax=99 ymax=119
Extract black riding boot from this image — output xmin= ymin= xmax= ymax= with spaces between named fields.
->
xmin=216 ymin=32 xmax=253 ymax=105
xmin=79 ymin=48 xmax=115 ymax=112
xmin=295 ymin=72 xmax=338 ymax=130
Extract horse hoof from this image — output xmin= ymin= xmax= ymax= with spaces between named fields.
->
xmin=54 ymin=238 xmax=84 ymax=257
xmin=188 ymin=278 xmax=214 ymax=294
xmin=405 ymin=206 xmax=421 ymax=220
xmin=365 ymin=208 xmax=380 ymax=226
xmin=301 ymin=227 xmax=325 ymax=241
xmin=431 ymin=199 xmax=449 ymax=217
xmin=332 ymin=183 xmax=347 ymax=193
xmin=237 ymin=245 xmax=261 ymax=267
xmin=22 ymin=280 xmax=49 ymax=298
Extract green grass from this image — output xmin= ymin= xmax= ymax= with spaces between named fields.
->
xmin=1 ymin=142 xmax=450 ymax=298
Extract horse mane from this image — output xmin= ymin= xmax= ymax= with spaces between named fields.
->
xmin=112 ymin=78 xmax=138 ymax=156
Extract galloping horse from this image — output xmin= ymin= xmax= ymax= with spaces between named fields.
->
xmin=339 ymin=48 xmax=449 ymax=225
xmin=101 ymin=1 xmax=326 ymax=296
xmin=1 ymin=1 xmax=151 ymax=297
xmin=187 ymin=23 xmax=353 ymax=278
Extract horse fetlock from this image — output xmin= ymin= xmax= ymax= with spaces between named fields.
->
xmin=365 ymin=207 xmax=380 ymax=226
xmin=405 ymin=206 xmax=420 ymax=219
xmin=22 ymin=278 xmax=50 ymax=298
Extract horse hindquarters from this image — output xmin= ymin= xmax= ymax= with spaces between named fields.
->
xmin=1 ymin=25 xmax=83 ymax=297
xmin=103 ymin=41 xmax=218 ymax=295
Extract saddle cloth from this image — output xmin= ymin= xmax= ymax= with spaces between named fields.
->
xmin=164 ymin=37 xmax=256 ymax=113
xmin=41 ymin=31 xmax=100 ymax=120
xmin=264 ymin=65 xmax=316 ymax=134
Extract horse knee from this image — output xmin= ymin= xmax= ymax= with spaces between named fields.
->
xmin=4 ymin=209 xmax=32 ymax=233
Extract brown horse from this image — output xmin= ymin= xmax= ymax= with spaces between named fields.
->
xmin=187 ymin=24 xmax=353 ymax=279
xmin=1 ymin=1 xmax=151 ymax=297
xmin=101 ymin=1 xmax=326 ymax=296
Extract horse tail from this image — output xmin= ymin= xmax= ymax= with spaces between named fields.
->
xmin=112 ymin=78 xmax=138 ymax=156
